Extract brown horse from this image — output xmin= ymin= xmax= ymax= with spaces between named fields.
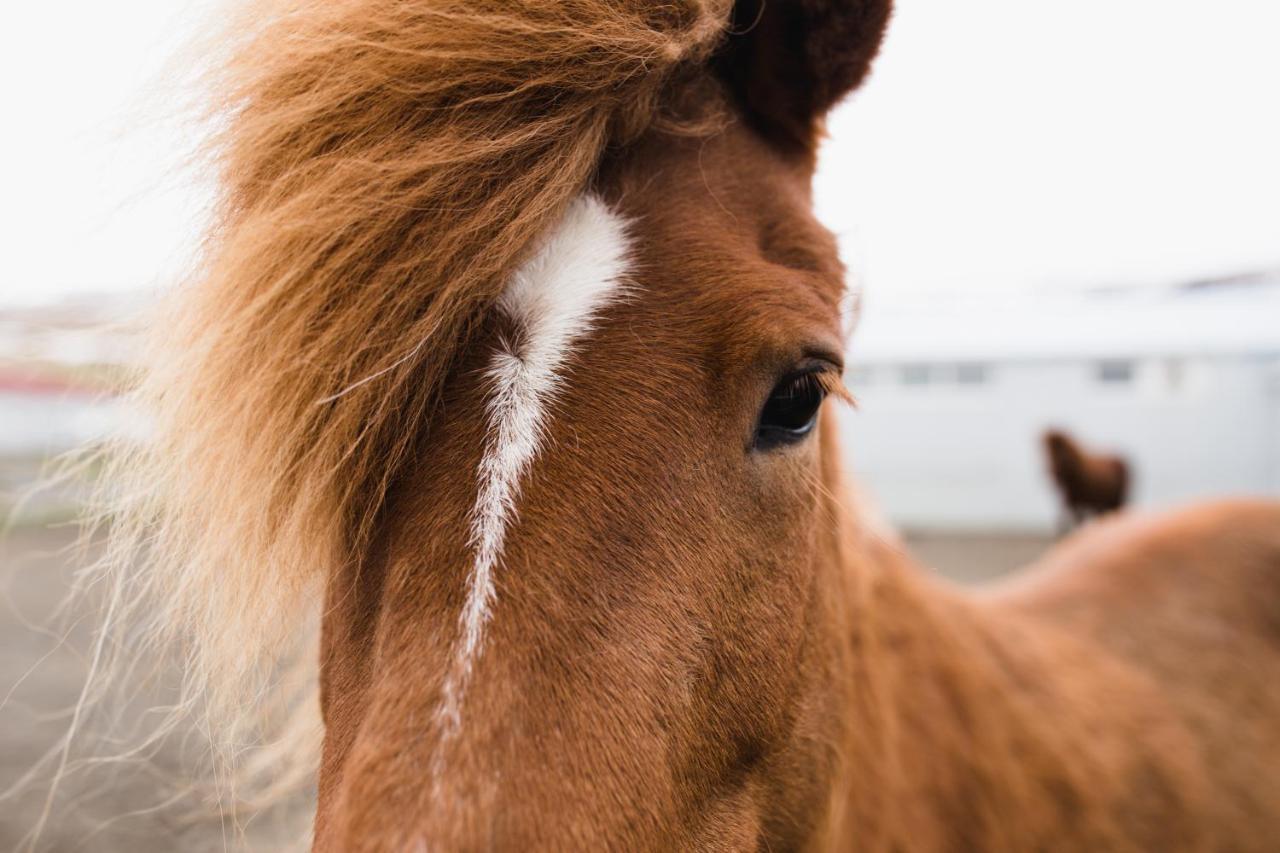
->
xmin=1044 ymin=428 xmax=1131 ymax=529
xmin=86 ymin=0 xmax=1280 ymax=850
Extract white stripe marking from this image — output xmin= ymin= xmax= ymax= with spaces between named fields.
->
xmin=434 ymin=194 xmax=632 ymax=741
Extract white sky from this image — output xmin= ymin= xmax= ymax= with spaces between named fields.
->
xmin=2 ymin=1 xmax=1278 ymax=307
xmin=817 ymin=0 xmax=1280 ymax=297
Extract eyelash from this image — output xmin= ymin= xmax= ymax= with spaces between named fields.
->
xmin=754 ymin=368 xmax=830 ymax=450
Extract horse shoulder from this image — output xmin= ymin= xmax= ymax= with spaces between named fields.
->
xmin=983 ymin=499 xmax=1280 ymax=841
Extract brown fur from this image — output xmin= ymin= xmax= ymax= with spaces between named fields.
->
xmin=1045 ymin=428 xmax=1131 ymax=527
xmin=94 ymin=0 xmax=1280 ymax=849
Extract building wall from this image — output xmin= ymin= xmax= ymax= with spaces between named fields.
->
xmin=840 ymin=353 xmax=1280 ymax=531
xmin=0 ymin=391 xmax=123 ymax=456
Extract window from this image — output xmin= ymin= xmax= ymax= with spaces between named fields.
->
xmin=1096 ymin=360 xmax=1134 ymax=384
xmin=955 ymin=363 xmax=989 ymax=385
xmin=900 ymin=364 xmax=930 ymax=386
xmin=892 ymin=362 xmax=990 ymax=388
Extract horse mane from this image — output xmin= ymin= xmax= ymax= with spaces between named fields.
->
xmin=86 ymin=0 xmax=733 ymax=803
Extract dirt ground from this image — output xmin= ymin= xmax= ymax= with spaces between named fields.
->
xmin=0 ymin=525 xmax=313 ymax=852
xmin=0 ymin=523 xmax=1054 ymax=851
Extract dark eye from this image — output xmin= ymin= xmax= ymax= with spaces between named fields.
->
xmin=754 ymin=370 xmax=829 ymax=450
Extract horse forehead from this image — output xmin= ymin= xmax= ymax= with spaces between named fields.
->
xmin=605 ymin=136 xmax=845 ymax=323
xmin=613 ymin=209 xmax=848 ymax=358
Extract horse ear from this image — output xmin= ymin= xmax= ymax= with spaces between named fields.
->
xmin=715 ymin=0 xmax=893 ymax=154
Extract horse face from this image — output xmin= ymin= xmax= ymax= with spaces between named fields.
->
xmin=314 ymin=3 xmax=889 ymax=849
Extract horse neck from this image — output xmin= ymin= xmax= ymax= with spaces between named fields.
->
xmin=819 ymin=447 xmax=1144 ymax=848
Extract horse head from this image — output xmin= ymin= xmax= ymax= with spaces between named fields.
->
xmin=303 ymin=2 xmax=890 ymax=848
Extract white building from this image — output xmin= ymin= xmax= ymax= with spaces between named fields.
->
xmin=841 ymin=273 xmax=1280 ymax=532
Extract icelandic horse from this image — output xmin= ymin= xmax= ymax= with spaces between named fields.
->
xmin=1044 ymin=428 xmax=1131 ymax=529
xmin=96 ymin=0 xmax=1280 ymax=849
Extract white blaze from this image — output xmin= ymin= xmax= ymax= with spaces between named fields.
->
xmin=434 ymin=194 xmax=631 ymax=741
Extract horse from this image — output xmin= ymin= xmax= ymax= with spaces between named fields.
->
xmin=87 ymin=0 xmax=1280 ymax=849
xmin=1044 ymin=428 xmax=1131 ymax=529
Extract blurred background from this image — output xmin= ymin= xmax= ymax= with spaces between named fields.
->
xmin=2 ymin=1 xmax=1278 ymax=849
xmin=819 ymin=1 xmax=1280 ymax=535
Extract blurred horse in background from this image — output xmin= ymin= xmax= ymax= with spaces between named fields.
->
xmin=1044 ymin=428 xmax=1131 ymax=529
xmin=74 ymin=0 xmax=1280 ymax=850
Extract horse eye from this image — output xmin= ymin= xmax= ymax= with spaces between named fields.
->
xmin=754 ymin=370 xmax=828 ymax=450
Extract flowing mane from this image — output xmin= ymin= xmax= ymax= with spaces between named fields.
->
xmin=90 ymin=0 xmax=733 ymax=797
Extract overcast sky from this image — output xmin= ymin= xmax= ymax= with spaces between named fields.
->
xmin=2 ymin=1 xmax=1278 ymax=307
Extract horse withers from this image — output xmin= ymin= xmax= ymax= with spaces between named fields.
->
xmin=96 ymin=0 xmax=1280 ymax=849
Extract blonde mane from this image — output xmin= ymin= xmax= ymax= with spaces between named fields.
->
xmin=84 ymin=0 xmax=733 ymax=811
